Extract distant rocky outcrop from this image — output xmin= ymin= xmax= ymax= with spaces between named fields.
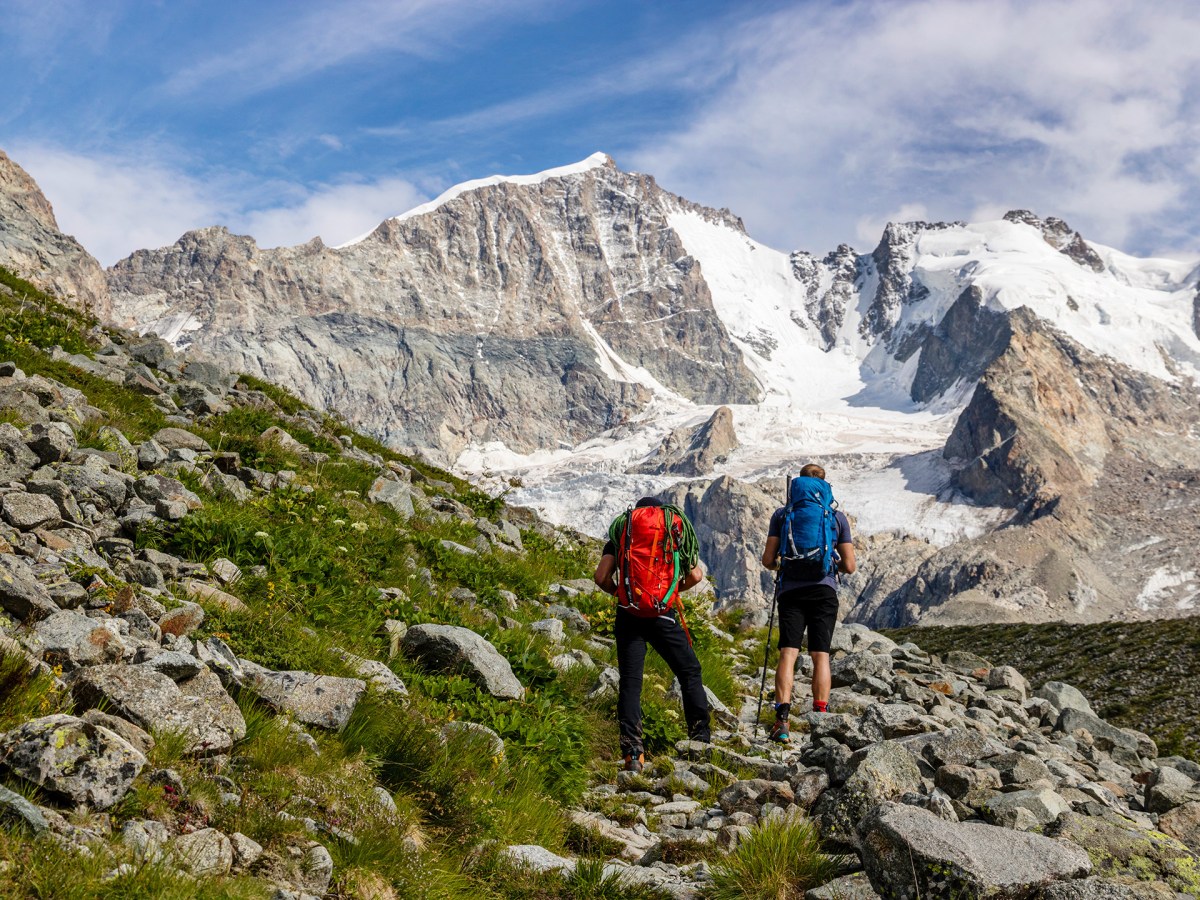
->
xmin=0 ymin=151 xmax=109 ymax=317
xmin=1004 ymin=209 xmax=1106 ymax=273
xmin=630 ymin=406 xmax=739 ymax=477
xmin=661 ymin=475 xmax=779 ymax=614
xmin=945 ymin=308 xmax=1200 ymax=520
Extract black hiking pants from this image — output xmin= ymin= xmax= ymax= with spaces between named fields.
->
xmin=615 ymin=608 xmax=711 ymax=756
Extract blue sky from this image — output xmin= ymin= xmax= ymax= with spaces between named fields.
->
xmin=3 ymin=0 xmax=1200 ymax=265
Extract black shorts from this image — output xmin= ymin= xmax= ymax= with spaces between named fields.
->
xmin=777 ymin=584 xmax=838 ymax=653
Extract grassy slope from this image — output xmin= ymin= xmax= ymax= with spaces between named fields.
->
xmin=886 ymin=619 xmax=1200 ymax=762
xmin=0 ymin=267 xmax=737 ymax=898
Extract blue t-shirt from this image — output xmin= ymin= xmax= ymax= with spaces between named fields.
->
xmin=767 ymin=507 xmax=852 ymax=592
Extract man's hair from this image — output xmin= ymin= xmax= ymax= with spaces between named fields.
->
xmin=799 ymin=463 xmax=826 ymax=480
xmin=635 ymin=496 xmax=663 ymax=508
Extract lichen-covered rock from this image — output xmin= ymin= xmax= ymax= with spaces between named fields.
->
xmin=0 ymin=714 xmax=145 ymax=810
xmin=1045 ymin=810 xmax=1200 ymax=894
xmin=400 ymin=623 xmax=524 ymax=700
xmin=169 ymin=827 xmax=233 ymax=877
xmin=0 ymin=553 xmax=58 ymax=621
xmin=71 ymin=664 xmax=246 ymax=755
xmin=1036 ymin=877 xmax=1178 ymax=899
xmin=814 ymin=741 xmax=923 ymax=850
xmin=1 ymin=490 xmax=62 ymax=530
xmin=239 ymin=661 xmax=366 ymax=731
xmin=29 ymin=610 xmax=128 ymax=668
xmin=861 ymin=802 xmax=1090 ymax=899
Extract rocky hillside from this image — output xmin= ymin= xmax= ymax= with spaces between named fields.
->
xmin=0 ymin=150 xmax=109 ymax=319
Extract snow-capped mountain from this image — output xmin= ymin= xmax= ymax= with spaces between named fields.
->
xmin=4 ymin=146 xmax=1198 ymax=625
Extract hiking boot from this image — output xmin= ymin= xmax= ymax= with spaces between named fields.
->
xmin=622 ymin=752 xmax=645 ymax=773
xmin=768 ymin=719 xmax=790 ymax=743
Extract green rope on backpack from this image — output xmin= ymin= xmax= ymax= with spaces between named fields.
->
xmin=607 ymin=504 xmax=700 ymax=570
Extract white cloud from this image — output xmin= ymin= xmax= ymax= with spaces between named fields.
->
xmin=241 ymin=177 xmax=426 ymax=250
xmin=628 ymin=0 xmax=1200 ymax=256
xmin=9 ymin=142 xmax=428 ymax=265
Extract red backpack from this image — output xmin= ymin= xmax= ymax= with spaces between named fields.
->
xmin=614 ymin=505 xmax=688 ymax=617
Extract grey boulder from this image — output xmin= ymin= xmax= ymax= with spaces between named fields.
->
xmin=401 ymin=623 xmax=524 ymax=700
xmin=860 ymin=802 xmax=1090 ymax=898
xmin=71 ymin=664 xmax=246 ymax=755
xmin=169 ymin=827 xmax=233 ymax=877
xmin=239 ymin=660 xmax=366 ymax=731
xmin=0 ymin=782 xmax=49 ymax=833
xmin=1 ymin=490 xmax=62 ymax=530
xmin=0 ymin=554 xmax=58 ymax=621
xmin=0 ymin=714 xmax=146 ymax=810
xmin=29 ymin=610 xmax=128 ymax=668
xmin=830 ymin=651 xmax=893 ymax=687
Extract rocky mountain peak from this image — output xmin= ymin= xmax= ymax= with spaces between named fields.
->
xmin=1003 ymin=209 xmax=1105 ymax=273
xmin=860 ymin=219 xmax=962 ymax=346
xmin=108 ymin=156 xmax=762 ymax=458
xmin=0 ymin=150 xmax=110 ymax=318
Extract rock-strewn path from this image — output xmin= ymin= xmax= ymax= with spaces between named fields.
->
xmin=554 ymin=624 xmax=1200 ymax=898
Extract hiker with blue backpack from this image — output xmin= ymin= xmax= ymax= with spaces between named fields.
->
xmin=593 ymin=497 xmax=712 ymax=772
xmin=760 ymin=464 xmax=856 ymax=742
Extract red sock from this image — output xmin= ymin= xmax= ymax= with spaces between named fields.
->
xmin=813 ymin=701 xmax=828 ymax=713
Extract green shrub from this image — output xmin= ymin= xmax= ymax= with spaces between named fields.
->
xmin=707 ymin=815 xmax=846 ymax=900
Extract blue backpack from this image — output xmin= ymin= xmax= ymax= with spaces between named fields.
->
xmin=780 ymin=476 xmax=839 ymax=581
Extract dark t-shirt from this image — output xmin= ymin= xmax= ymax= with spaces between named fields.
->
xmin=768 ymin=507 xmax=852 ymax=593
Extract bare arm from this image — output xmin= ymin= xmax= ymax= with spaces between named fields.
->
xmin=837 ymin=542 xmax=856 ymax=574
xmin=593 ymin=554 xmax=618 ymax=596
xmin=761 ymin=535 xmax=780 ymax=570
xmin=681 ymin=564 xmax=705 ymax=591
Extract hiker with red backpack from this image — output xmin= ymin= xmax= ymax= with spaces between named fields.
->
xmin=593 ymin=497 xmax=712 ymax=772
xmin=760 ymin=464 xmax=856 ymax=742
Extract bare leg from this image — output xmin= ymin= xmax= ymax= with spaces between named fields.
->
xmin=811 ymin=651 xmax=831 ymax=706
xmin=774 ymin=647 xmax=800 ymax=712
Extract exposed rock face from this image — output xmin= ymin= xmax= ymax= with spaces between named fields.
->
xmin=661 ymin=475 xmax=779 ymax=613
xmin=108 ymin=158 xmax=761 ymax=458
xmin=791 ymin=244 xmax=859 ymax=350
xmin=946 ymin=307 xmax=1200 ymax=513
xmin=905 ymin=286 xmax=1013 ymax=403
xmin=0 ymin=150 xmax=109 ymax=316
xmin=859 ymin=220 xmax=961 ymax=346
xmin=630 ymin=406 xmax=739 ymax=476
xmin=1004 ymin=209 xmax=1106 ymax=273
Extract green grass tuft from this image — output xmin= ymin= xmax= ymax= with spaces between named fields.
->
xmin=707 ymin=815 xmax=846 ymax=900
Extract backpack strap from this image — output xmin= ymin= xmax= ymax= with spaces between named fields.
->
xmin=619 ymin=506 xmax=634 ymax=607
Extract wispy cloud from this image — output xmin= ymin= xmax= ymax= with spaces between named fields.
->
xmin=629 ymin=0 xmax=1200 ymax=256
xmin=10 ymin=142 xmax=428 ymax=265
xmin=162 ymin=0 xmax=556 ymax=98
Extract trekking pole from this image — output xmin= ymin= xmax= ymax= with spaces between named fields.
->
xmin=754 ymin=475 xmax=788 ymax=741
xmin=753 ymin=571 xmax=780 ymax=741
